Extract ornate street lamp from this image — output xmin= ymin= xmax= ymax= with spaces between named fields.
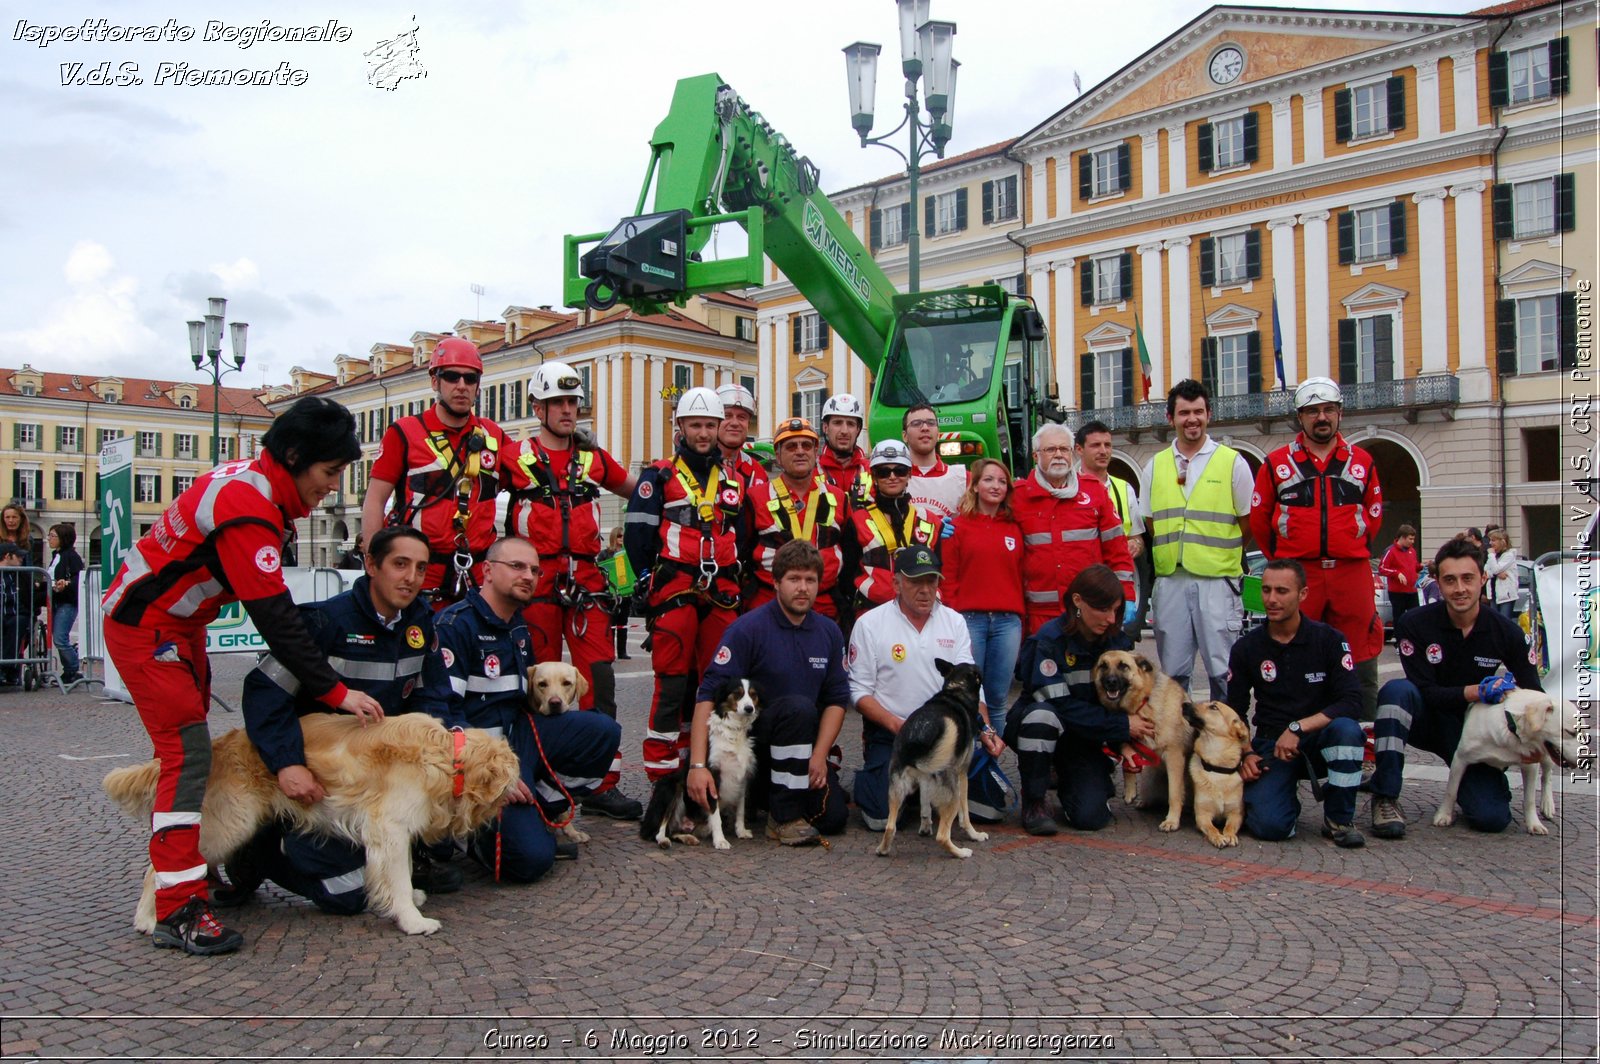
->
xmin=187 ymin=296 xmax=247 ymax=466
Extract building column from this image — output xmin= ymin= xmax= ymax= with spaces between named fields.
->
xmin=757 ymin=311 xmax=780 ymax=434
xmin=1030 ymin=160 xmax=1049 ymax=223
xmin=604 ymin=354 xmax=622 ymax=457
xmin=1299 ymin=210 xmax=1331 ymax=380
xmin=773 ymin=317 xmax=793 ymax=424
xmin=1164 ymin=238 xmax=1192 ymax=385
xmin=1165 ymin=125 xmax=1187 ymax=195
xmin=1452 ymin=181 xmax=1490 ymax=401
xmin=702 ymin=361 xmax=717 ymax=389
xmin=1267 ymin=216 xmax=1300 ymax=387
xmin=1414 ymin=188 xmax=1451 ymax=376
xmin=1301 ymin=92 xmax=1325 ymax=165
xmin=1416 ymin=57 xmax=1441 ymax=139
xmin=1051 ymin=259 xmax=1076 ymax=409
xmin=629 ymin=351 xmax=646 ymax=469
xmin=646 ymin=355 xmax=666 ymax=458
xmin=1137 ymin=242 xmax=1165 ymax=400
xmin=1140 ymin=131 xmax=1160 ymax=198
xmin=1449 ymin=50 xmax=1479 ymax=132
xmin=1271 ymin=96 xmax=1293 ymax=169
xmin=830 ymin=320 xmax=848 ymax=400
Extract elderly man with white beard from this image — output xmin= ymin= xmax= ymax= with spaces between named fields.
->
xmin=1010 ymin=424 xmax=1136 ymax=636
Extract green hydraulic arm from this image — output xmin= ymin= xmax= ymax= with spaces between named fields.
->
xmin=563 ymin=74 xmax=899 ymax=375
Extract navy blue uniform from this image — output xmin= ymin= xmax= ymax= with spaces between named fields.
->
xmin=239 ymin=577 xmax=452 ymax=913
xmin=1226 ymin=617 xmax=1364 ymax=837
xmin=1010 ymin=619 xmax=1134 ymax=831
xmin=696 ymin=600 xmax=850 ymax=831
xmin=1373 ymin=600 xmax=1542 ymax=832
xmin=435 ymin=588 xmax=621 ymax=882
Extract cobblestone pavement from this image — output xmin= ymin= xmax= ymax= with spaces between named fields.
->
xmin=1 ymin=636 xmax=1595 ymax=1062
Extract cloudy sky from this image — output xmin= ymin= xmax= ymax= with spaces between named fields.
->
xmin=0 ymin=0 xmax=1471 ymax=387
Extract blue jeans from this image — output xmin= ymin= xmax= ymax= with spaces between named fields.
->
xmin=1373 ymin=678 xmax=1512 ymax=832
xmin=52 ymin=604 xmax=79 ymax=676
xmin=962 ymin=610 xmax=1021 ymax=737
xmin=1243 ymin=718 xmax=1366 ymax=839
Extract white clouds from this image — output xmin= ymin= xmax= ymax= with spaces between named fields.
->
xmin=207 ymin=257 xmax=260 ymax=289
xmin=0 ymin=241 xmax=163 ymax=373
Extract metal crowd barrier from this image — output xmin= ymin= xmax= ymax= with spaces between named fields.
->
xmin=0 ymin=565 xmax=67 ymax=694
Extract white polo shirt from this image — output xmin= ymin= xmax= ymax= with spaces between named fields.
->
xmin=847 ymin=598 xmax=976 ymax=719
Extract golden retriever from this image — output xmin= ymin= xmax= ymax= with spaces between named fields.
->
xmin=1093 ymin=650 xmax=1194 ymax=832
xmin=1182 ymin=700 xmax=1252 ymax=848
xmin=102 ymin=713 xmax=519 ymax=936
xmin=525 ymin=661 xmax=594 ymax=845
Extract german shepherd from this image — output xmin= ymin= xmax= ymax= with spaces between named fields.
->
xmin=639 ymin=677 xmax=761 ymax=850
xmin=876 ymin=660 xmax=990 ymax=860
xmin=1093 ymin=649 xmax=1196 ymax=832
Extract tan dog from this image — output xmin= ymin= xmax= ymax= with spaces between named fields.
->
xmin=525 ymin=661 xmax=594 ymax=845
xmin=1182 ymin=700 xmax=1252 ymax=848
xmin=102 ymin=713 xmax=519 ymax=936
xmin=1093 ymin=650 xmax=1195 ymax=831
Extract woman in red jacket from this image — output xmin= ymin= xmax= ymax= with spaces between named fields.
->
xmin=941 ymin=457 xmax=1025 ymax=735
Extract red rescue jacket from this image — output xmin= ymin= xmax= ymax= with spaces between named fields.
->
xmin=1251 ymin=435 xmax=1383 ymax=562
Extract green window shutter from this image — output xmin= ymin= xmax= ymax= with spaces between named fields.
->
xmin=1119 ymin=349 xmax=1134 ymax=408
xmin=1388 ymin=201 xmax=1407 ymax=257
xmin=955 ymin=187 xmax=968 ymax=231
xmin=981 ymin=180 xmax=994 ymax=224
xmin=1495 ymin=299 xmax=1517 ymax=375
xmin=925 ymin=195 xmax=936 ymax=235
xmin=870 ymin=209 xmax=882 ymax=250
xmin=1197 ymin=123 xmax=1214 ymax=173
xmin=1077 ymin=153 xmax=1092 ymax=199
xmin=1548 ymin=37 xmax=1570 ymax=96
xmin=791 ymin=318 xmax=802 ymax=355
xmin=818 ymin=319 xmax=831 ymax=350
xmin=155 ymin=432 xmax=162 ymax=457
xmin=1079 ymin=355 xmax=1096 ymax=409
xmin=1116 ymin=143 xmax=1132 ymax=192
xmin=1337 ymin=210 xmax=1355 ymax=264
xmin=1373 ymin=316 xmax=1395 ymax=382
xmin=1560 ymin=292 xmax=1578 ymax=370
xmin=1491 ymin=183 xmax=1514 ymax=239
xmin=1080 ymin=263 xmax=1094 ymax=306
xmin=1334 ymin=88 xmax=1353 ymax=142
xmin=1242 ymin=112 xmax=1259 ymax=165
xmin=1245 ymin=229 xmax=1262 ymax=280
xmin=1199 ymin=338 xmax=1218 ymax=394
xmin=1119 ymin=252 xmax=1134 ymax=301
xmin=1198 ymin=237 xmax=1216 ymax=287
xmin=1555 ymin=173 xmax=1576 ymax=232
xmin=899 ymin=203 xmax=910 ymax=238
xmin=51 ymin=471 xmax=61 ymax=501
xmin=1246 ymin=332 xmax=1263 ymax=394
xmin=1337 ymin=319 xmax=1358 ymax=383
xmin=1488 ymin=51 xmax=1509 ymax=108
xmin=790 ymin=393 xmax=802 ymax=418
xmin=1386 ymin=75 xmax=1406 ymax=131
xmin=54 ymin=425 xmax=62 ymax=450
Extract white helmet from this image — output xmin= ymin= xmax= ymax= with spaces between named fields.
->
xmin=1294 ymin=376 xmax=1342 ymax=410
xmin=715 ymin=383 xmax=757 ymax=416
xmin=868 ymin=439 xmax=913 ymax=468
xmin=821 ymin=393 xmax=864 ymax=422
xmin=529 ymin=361 xmax=585 ymax=401
xmin=675 ymin=386 xmax=724 ymax=421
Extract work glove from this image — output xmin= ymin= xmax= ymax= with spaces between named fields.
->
xmin=939 ymin=516 xmax=956 ymax=541
xmin=1123 ymin=600 xmax=1138 ymax=626
xmin=1477 ymin=674 xmax=1518 ymax=704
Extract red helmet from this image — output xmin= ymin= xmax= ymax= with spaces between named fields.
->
xmin=430 ymin=337 xmax=483 ymax=373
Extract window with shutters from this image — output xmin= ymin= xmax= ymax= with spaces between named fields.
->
xmin=739 ymin=374 xmax=757 ymax=398
xmin=798 ymin=388 xmax=825 ymax=426
xmin=1091 ymin=147 xmax=1121 ymax=197
xmin=17 ymin=424 xmax=39 ymax=451
xmin=735 ymin=316 xmax=756 ymax=342
xmin=874 ymin=203 xmax=908 ymax=248
xmin=14 ymin=468 xmax=42 ymax=505
xmin=1213 ymin=116 xmax=1246 ymax=169
xmin=1355 ymin=315 xmax=1396 ymax=383
xmin=55 ymin=470 xmax=81 ymax=502
xmin=794 ymin=312 xmax=827 ymax=353
xmin=1094 ymin=350 xmax=1126 ymax=410
xmin=672 ymin=364 xmax=692 ymax=392
xmin=1507 ymin=44 xmax=1552 ymax=104
xmin=1092 ymin=255 xmax=1123 ymax=305
xmin=97 ymin=428 xmax=122 ymax=450
xmin=59 ymin=426 xmax=80 ymax=453
xmin=1216 ymin=334 xmax=1252 ymax=397
xmin=173 ymin=473 xmax=196 ymax=496
xmin=1516 ymin=296 xmax=1560 ymax=374
xmin=1351 ymin=82 xmax=1389 ymax=138
xmin=995 ymin=275 xmax=1023 ymax=296
xmin=1354 ymin=205 xmax=1393 ymax=261
xmin=1512 ymin=178 xmax=1556 ymax=238
xmin=578 ymin=367 xmax=593 ymax=412
xmin=218 ymin=437 xmax=234 ymax=461
xmin=174 ymin=433 xmax=197 ymax=460
xmin=135 ymin=473 xmax=160 ymax=504
xmin=137 ymin=430 xmax=159 ymax=457
xmin=930 ymin=190 xmax=962 ymax=236
xmin=1215 ymin=233 xmax=1249 ymax=285
xmin=983 ymin=175 xmax=1018 ymax=224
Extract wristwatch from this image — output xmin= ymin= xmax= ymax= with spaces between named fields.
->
xmin=1287 ymin=721 xmax=1303 ymax=736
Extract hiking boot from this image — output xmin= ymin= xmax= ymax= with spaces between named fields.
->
xmin=1371 ymin=796 xmax=1407 ymax=839
xmin=1321 ymin=819 xmax=1366 ymax=849
xmin=766 ymin=818 xmax=821 ymax=847
xmin=581 ymin=788 xmax=643 ymax=821
xmin=1021 ymin=799 xmax=1058 ymax=837
xmin=411 ymin=850 xmax=463 ymax=894
xmin=212 ymin=825 xmax=279 ymax=909
xmin=152 ymin=897 xmax=244 ymax=956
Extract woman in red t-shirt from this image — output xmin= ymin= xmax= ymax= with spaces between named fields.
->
xmin=941 ymin=458 xmax=1025 ymax=735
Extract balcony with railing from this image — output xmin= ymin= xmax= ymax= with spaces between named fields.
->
xmin=1066 ymin=373 xmax=1461 ymax=437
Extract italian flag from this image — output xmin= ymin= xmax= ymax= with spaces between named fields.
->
xmin=1134 ymin=312 xmax=1153 ymax=401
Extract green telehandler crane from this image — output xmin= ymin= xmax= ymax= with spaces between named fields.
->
xmin=563 ymin=73 xmax=1063 ymax=473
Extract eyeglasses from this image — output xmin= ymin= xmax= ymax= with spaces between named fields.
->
xmin=1037 ymin=445 xmax=1072 ymax=456
xmin=905 ymin=418 xmax=937 ymax=429
xmin=436 ymin=370 xmax=481 ymax=385
xmin=487 ymin=559 xmax=541 ymax=575
xmin=875 ymin=465 xmax=910 ymax=477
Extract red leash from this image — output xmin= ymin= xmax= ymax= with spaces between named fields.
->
xmin=1104 ymin=740 xmax=1160 ymax=770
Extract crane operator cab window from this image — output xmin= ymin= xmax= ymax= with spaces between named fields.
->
xmin=879 ymin=304 xmax=1002 ymax=409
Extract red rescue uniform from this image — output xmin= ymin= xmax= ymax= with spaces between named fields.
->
xmin=747 ymin=474 xmax=848 ymax=617
xmin=819 ymin=446 xmax=874 ymax=511
xmin=370 ymin=406 xmax=512 ymax=602
xmin=1251 ymin=434 xmax=1385 ymax=660
xmin=1011 ymin=471 xmax=1136 ymax=635
xmin=848 ymin=494 xmax=938 ymax=607
xmin=103 ymin=454 xmax=349 ymax=920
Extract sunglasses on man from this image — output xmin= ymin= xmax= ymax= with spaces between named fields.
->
xmin=436 ymin=370 xmax=481 ymax=385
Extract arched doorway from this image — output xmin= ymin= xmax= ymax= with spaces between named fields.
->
xmin=88 ymin=526 xmax=102 ymax=569
xmin=1364 ymin=437 xmax=1423 ymax=550
xmin=1107 ymin=456 xmax=1141 ymax=493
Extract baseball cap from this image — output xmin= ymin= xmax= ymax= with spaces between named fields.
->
xmin=894 ymin=545 xmax=941 ymax=579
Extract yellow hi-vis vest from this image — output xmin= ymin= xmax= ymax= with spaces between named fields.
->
xmin=1107 ymin=475 xmax=1135 ymax=537
xmin=1150 ymin=445 xmax=1244 ymax=578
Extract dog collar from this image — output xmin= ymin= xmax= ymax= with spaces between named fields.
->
xmin=1504 ymin=710 xmax=1518 ymax=737
xmin=451 ymin=726 xmax=466 ymax=799
xmin=1198 ymin=756 xmax=1243 ymax=775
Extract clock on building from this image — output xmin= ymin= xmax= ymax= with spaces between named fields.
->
xmin=1209 ymin=45 xmax=1245 ymax=85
